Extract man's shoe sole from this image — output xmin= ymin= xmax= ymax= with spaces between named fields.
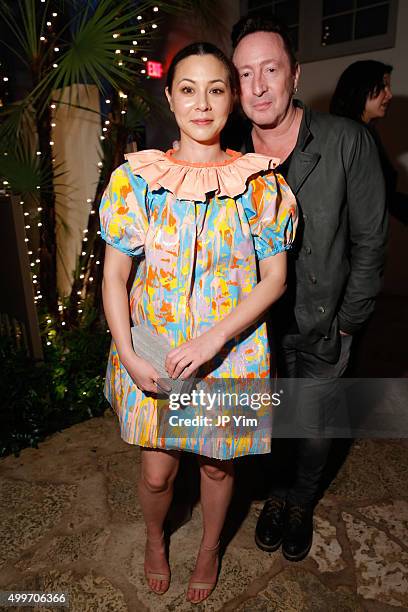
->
xmin=255 ymin=533 xmax=283 ymax=553
xmin=282 ymin=541 xmax=312 ymax=562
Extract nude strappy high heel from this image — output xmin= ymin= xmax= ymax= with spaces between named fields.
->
xmin=187 ymin=540 xmax=220 ymax=604
xmin=144 ymin=533 xmax=171 ymax=595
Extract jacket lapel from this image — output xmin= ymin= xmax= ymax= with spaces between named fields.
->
xmin=286 ymin=102 xmax=320 ymax=194
xmin=288 ymin=150 xmax=320 ymax=195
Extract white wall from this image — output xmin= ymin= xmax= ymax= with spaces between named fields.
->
xmin=299 ymin=2 xmax=408 ymax=296
xmin=53 ymin=84 xmax=101 ymax=296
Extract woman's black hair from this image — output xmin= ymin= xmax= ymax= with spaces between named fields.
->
xmin=330 ymin=60 xmax=393 ymax=121
xmin=166 ymin=42 xmax=238 ymax=94
xmin=231 ymin=13 xmax=297 ymax=71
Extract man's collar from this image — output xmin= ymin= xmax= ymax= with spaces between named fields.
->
xmin=293 ymin=99 xmax=313 ymax=151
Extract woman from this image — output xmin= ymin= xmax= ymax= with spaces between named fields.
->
xmin=330 ymin=60 xmax=407 ymax=224
xmin=100 ymin=42 xmax=297 ymax=604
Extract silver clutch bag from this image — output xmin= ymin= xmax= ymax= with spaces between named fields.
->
xmin=130 ymin=324 xmax=195 ymax=396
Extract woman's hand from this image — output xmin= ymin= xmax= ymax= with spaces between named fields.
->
xmin=165 ymin=331 xmax=225 ymax=380
xmin=123 ymin=353 xmax=170 ymax=394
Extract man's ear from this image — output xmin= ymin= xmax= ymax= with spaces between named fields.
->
xmin=165 ymin=86 xmax=174 ymax=112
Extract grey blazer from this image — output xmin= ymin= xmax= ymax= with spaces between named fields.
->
xmin=240 ymin=101 xmax=388 ymax=362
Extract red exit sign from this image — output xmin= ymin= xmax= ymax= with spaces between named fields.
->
xmin=147 ymin=61 xmax=163 ymax=78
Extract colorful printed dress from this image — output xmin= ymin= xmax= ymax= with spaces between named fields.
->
xmin=99 ymin=149 xmax=297 ymax=459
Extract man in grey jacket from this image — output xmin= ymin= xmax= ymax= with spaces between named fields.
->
xmin=231 ymin=14 xmax=388 ymax=561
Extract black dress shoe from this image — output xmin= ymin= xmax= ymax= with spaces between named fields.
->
xmin=255 ymin=497 xmax=286 ymax=552
xmin=282 ymin=502 xmax=314 ymax=562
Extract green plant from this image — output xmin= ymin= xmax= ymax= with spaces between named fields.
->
xmin=0 ymin=313 xmax=111 ymax=457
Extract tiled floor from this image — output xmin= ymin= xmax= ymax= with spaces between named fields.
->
xmin=0 ymin=294 xmax=407 ymax=611
xmin=0 ymin=420 xmax=407 ymax=611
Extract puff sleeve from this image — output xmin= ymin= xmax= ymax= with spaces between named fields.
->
xmin=244 ymin=172 xmax=298 ymax=260
xmin=99 ymin=163 xmax=149 ymax=256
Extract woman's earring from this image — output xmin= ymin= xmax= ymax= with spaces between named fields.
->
xmin=293 ymin=85 xmax=298 ymax=95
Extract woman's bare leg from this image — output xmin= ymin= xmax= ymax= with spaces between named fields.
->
xmin=139 ymin=448 xmax=181 ymax=594
xmin=187 ymin=457 xmax=234 ymax=603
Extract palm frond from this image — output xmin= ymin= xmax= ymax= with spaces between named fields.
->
xmin=0 ymin=148 xmax=66 ymax=202
xmin=0 ymin=101 xmax=36 ymax=152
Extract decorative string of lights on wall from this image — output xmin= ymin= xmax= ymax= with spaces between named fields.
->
xmin=2 ymin=3 xmax=162 ymax=339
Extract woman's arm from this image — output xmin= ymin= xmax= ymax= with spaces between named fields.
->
xmin=102 ymin=245 xmax=162 ymax=393
xmin=165 ymin=251 xmax=287 ymax=379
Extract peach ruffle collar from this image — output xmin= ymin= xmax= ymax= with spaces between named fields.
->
xmin=124 ymin=149 xmax=280 ymax=201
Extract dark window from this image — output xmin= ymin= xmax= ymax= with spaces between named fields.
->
xmin=355 ymin=4 xmax=389 ymax=38
xmin=323 ymin=0 xmax=354 ymax=16
xmin=322 ymin=14 xmax=353 ymax=45
xmin=240 ymin=0 xmax=398 ymax=63
xmin=247 ymin=0 xmax=300 ymax=50
xmin=321 ymin=0 xmax=391 ymax=46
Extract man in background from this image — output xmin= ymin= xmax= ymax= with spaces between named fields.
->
xmin=231 ymin=13 xmax=388 ymax=561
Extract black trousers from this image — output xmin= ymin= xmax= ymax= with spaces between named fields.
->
xmin=269 ymin=333 xmax=353 ymax=505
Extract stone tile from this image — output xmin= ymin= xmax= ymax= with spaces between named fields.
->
xmin=106 ymin=477 xmax=143 ymax=523
xmin=236 ymin=568 xmax=363 ymax=611
xmin=63 ymin=473 xmax=111 ymax=533
xmin=327 ymin=440 xmax=408 ymax=503
xmin=362 ymin=500 xmax=408 ymax=546
xmin=343 ymin=511 xmax=408 ymax=607
xmin=3 ymin=569 xmax=130 ymax=612
xmin=309 ymin=515 xmax=346 ymax=573
xmin=0 ymin=413 xmax=128 ymax=484
xmin=15 ymin=528 xmax=111 ymax=572
xmin=126 ymin=505 xmax=280 ymax=611
xmin=99 ymin=453 xmax=143 ymax=523
xmin=0 ymin=480 xmax=76 ymax=569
